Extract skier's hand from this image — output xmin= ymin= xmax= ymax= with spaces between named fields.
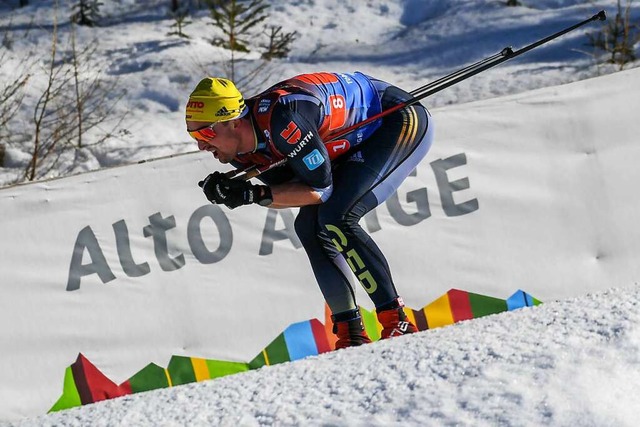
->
xmin=199 ymin=171 xmax=246 ymax=208
xmin=198 ymin=172 xmax=272 ymax=209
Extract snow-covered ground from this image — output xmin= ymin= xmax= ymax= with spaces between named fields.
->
xmin=0 ymin=0 xmax=637 ymax=187
xmin=0 ymin=63 xmax=636 ymax=425
xmin=10 ymin=284 xmax=640 ymax=427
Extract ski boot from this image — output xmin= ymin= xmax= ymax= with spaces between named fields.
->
xmin=376 ymin=297 xmax=418 ymax=339
xmin=331 ymin=309 xmax=372 ymax=350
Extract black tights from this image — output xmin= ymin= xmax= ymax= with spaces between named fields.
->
xmin=294 ymin=87 xmax=433 ymax=315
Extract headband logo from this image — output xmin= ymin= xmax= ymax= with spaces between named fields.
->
xmin=215 ymin=106 xmax=231 ymax=116
xmin=187 ymin=101 xmax=205 ymax=109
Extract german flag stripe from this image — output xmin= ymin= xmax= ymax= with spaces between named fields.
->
xmin=379 ymin=105 xmax=419 ymax=177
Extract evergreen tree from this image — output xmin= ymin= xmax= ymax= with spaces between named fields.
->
xmin=260 ymin=26 xmax=297 ymax=60
xmin=208 ymin=0 xmax=269 ymax=53
xmin=205 ymin=0 xmax=297 ymax=88
xmin=168 ymin=3 xmax=192 ymax=38
xmin=71 ymin=0 xmax=104 ymax=27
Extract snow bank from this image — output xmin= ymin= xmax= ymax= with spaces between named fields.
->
xmin=13 ymin=284 xmax=640 ymax=426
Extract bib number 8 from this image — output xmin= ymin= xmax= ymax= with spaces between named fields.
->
xmin=328 ymin=94 xmax=347 ymax=130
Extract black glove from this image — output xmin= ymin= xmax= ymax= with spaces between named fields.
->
xmin=198 ymin=171 xmax=273 ymax=209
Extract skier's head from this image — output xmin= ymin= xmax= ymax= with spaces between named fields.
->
xmin=185 ymin=77 xmax=246 ymax=124
xmin=186 ymin=77 xmax=254 ymax=164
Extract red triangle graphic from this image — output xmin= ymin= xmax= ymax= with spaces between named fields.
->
xmin=71 ymin=354 xmax=132 ymax=404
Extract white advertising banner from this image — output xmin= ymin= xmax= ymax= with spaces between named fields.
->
xmin=1 ymin=68 xmax=638 ymax=420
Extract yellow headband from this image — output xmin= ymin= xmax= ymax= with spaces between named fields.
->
xmin=185 ymin=77 xmax=245 ymax=122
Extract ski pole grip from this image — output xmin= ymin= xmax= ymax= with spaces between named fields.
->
xmin=501 ymin=47 xmax=514 ymax=57
xmin=242 ymin=168 xmax=261 ymax=181
xmin=225 ymin=164 xmax=256 ymax=179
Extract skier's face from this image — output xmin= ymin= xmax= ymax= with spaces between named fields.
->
xmin=187 ymin=120 xmax=240 ymax=164
xmin=187 ymin=122 xmax=218 ymax=142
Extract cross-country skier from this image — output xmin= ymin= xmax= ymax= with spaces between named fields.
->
xmin=186 ymin=72 xmax=434 ymax=349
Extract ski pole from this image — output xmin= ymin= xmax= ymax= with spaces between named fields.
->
xmin=228 ymin=10 xmax=606 ymax=181
xmin=413 ymin=10 xmax=607 ymax=100
xmin=223 ymin=50 xmax=513 ymax=180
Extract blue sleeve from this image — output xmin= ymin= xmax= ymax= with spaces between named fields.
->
xmin=270 ymin=104 xmax=333 ymax=201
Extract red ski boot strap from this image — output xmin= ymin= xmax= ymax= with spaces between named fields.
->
xmin=377 ymin=307 xmax=418 ymax=339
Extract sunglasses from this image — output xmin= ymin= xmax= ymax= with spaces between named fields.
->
xmin=188 ymin=123 xmax=217 ymax=142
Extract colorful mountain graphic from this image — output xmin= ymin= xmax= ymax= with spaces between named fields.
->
xmin=50 ymin=288 xmax=541 ymax=413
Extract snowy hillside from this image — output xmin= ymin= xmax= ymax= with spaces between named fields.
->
xmin=12 ymin=284 xmax=640 ymax=427
xmin=0 ymin=0 xmax=638 ymax=186
xmin=2 ymin=55 xmax=639 ymax=427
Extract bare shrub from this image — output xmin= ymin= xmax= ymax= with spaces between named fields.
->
xmin=586 ymin=0 xmax=640 ymax=70
xmin=24 ymin=14 xmax=126 ymax=182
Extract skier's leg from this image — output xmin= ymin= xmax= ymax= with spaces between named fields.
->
xmin=315 ymin=87 xmax=434 ymax=339
xmin=294 ymin=205 xmax=359 ymax=314
xmin=294 ymin=86 xmax=434 ymax=345
xmin=294 ymin=205 xmax=371 ymax=349
xmin=317 ymin=94 xmax=433 ymax=306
